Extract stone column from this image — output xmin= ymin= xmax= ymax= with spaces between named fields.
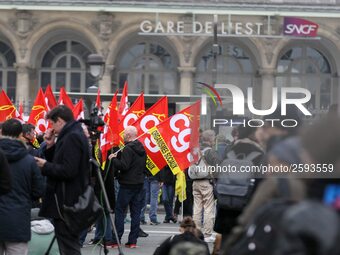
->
xmin=177 ymin=66 xmax=196 ymax=111
xmin=259 ymin=68 xmax=276 ymax=110
xmin=99 ymin=64 xmax=114 ymax=108
xmin=15 ymin=63 xmax=30 ymax=112
xmin=99 ymin=64 xmax=114 ymax=94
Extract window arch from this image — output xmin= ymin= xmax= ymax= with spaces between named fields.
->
xmin=0 ymin=41 xmax=16 ymax=100
xmin=114 ymin=41 xmax=178 ymax=94
xmin=39 ymin=40 xmax=94 ymax=92
xmin=276 ymin=46 xmax=333 ymax=114
xmin=195 ymin=41 xmax=257 ymax=95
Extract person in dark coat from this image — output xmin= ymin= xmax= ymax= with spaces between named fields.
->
xmin=0 ymin=148 xmax=10 ymax=195
xmin=214 ymin=124 xmax=264 ymax=246
xmin=108 ymin=125 xmax=146 ymax=248
xmin=35 ymin=105 xmax=91 ymax=255
xmin=0 ymin=119 xmax=44 ymax=254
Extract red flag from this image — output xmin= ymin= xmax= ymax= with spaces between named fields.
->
xmin=118 ymin=81 xmax=128 ymax=117
xmin=95 ymin=88 xmax=101 ymax=109
xmin=95 ymin=88 xmax=104 ymax=116
xmin=72 ymin=99 xmax=84 ymax=120
xmin=28 ymin=88 xmax=49 ymax=134
xmin=132 ymin=96 xmax=168 ymax=174
xmin=44 ymin=84 xmax=57 ymax=110
xmin=0 ymin=90 xmax=20 ymax=122
xmin=19 ymin=101 xmax=24 ymax=120
xmin=148 ymin=101 xmax=201 ymax=174
xmin=101 ymin=92 xmax=119 ymax=168
xmin=58 ymin=87 xmax=74 ymax=110
xmin=131 ymin=96 xmax=168 ymax=136
xmin=118 ymin=92 xmax=145 ymax=134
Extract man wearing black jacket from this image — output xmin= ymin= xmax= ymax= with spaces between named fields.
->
xmin=109 ymin=125 xmax=146 ymax=248
xmin=35 ymin=105 xmax=90 ymax=255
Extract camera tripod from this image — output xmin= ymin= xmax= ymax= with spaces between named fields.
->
xmin=91 ymin=158 xmax=124 ymax=255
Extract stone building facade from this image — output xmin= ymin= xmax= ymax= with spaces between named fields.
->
xmin=0 ymin=0 xmax=339 ymax=119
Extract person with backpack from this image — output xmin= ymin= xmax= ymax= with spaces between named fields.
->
xmin=214 ymin=124 xmax=264 ymax=247
xmin=190 ymin=129 xmax=220 ymax=243
xmin=222 ymin=136 xmax=307 ymax=255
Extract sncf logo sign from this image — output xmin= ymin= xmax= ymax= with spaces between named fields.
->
xmin=283 ymin=17 xmax=319 ymax=37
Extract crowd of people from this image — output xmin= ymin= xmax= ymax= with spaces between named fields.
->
xmin=0 ymin=104 xmax=339 ymax=255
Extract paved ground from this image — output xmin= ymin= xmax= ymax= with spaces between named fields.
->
xmin=82 ymin=220 xmax=181 ymax=255
xmin=81 ymin=213 xmax=214 ymax=255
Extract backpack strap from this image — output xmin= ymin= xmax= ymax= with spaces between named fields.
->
xmin=201 ymin=147 xmax=212 ymax=156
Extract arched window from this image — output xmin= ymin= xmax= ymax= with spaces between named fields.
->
xmin=276 ymin=46 xmax=332 ymax=114
xmin=39 ymin=40 xmax=94 ymax=92
xmin=195 ymin=41 xmax=256 ymax=94
xmin=0 ymin=41 xmax=16 ymax=100
xmin=114 ymin=41 xmax=178 ymax=94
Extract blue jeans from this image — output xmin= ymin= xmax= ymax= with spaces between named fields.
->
xmin=79 ymin=213 xmax=112 ymax=245
xmin=113 ymin=185 xmax=143 ymax=244
xmin=95 ymin=213 xmax=112 ymax=242
xmin=140 ymin=178 xmax=160 ymax=222
xmin=162 ymin=184 xmax=175 ymax=220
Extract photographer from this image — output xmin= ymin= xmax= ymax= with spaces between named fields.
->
xmin=35 ymin=105 xmax=90 ymax=255
xmin=79 ymin=112 xmax=116 ymax=247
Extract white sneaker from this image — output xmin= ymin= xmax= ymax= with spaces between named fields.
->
xmin=204 ymin=235 xmax=216 ymax=243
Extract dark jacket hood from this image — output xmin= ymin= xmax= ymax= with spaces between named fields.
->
xmin=0 ymin=138 xmax=28 ymax=162
xmin=126 ymin=140 xmax=146 ymax=156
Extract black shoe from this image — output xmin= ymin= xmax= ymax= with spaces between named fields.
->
xmin=138 ymin=229 xmax=149 ymax=237
xmin=164 ymin=217 xmax=177 ymax=223
xmin=170 ymin=217 xmax=177 ymax=223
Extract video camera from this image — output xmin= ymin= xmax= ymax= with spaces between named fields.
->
xmin=79 ymin=107 xmax=105 ymax=143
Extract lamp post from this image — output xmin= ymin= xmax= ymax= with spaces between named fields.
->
xmin=87 ymin=53 xmax=105 ymax=81
xmin=86 ymin=54 xmax=105 ymax=113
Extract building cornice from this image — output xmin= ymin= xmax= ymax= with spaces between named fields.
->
xmin=1 ymin=2 xmax=340 ymax=18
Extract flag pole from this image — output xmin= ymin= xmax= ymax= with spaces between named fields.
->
xmin=108 ymin=131 xmax=148 ymax=158
xmin=181 ymin=182 xmax=184 ymax=222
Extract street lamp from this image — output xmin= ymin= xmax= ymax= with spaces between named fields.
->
xmin=86 ymin=53 xmax=105 ymax=80
xmin=86 ymin=54 xmax=105 ymax=114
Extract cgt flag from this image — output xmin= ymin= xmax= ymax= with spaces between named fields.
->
xmin=118 ymin=92 xmax=145 ymax=145
xmin=119 ymin=92 xmax=145 ymax=131
xmin=133 ymin=96 xmax=168 ymax=175
xmin=0 ymin=90 xmax=21 ymax=122
xmin=101 ymin=91 xmax=120 ymax=168
xmin=148 ymin=101 xmax=201 ymax=201
xmin=28 ymin=88 xmax=49 ymax=134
